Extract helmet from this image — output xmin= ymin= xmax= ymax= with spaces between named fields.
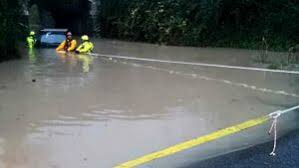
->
xmin=66 ymin=32 xmax=72 ymax=36
xmin=81 ymin=35 xmax=89 ymax=41
xmin=30 ymin=31 xmax=35 ymax=36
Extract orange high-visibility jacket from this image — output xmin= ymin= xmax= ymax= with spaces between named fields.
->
xmin=56 ymin=39 xmax=77 ymax=52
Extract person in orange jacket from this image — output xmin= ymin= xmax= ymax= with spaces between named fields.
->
xmin=56 ymin=32 xmax=77 ymax=52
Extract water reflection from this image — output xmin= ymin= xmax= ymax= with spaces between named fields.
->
xmin=56 ymin=52 xmax=93 ymax=73
xmin=77 ymin=54 xmax=93 ymax=73
xmin=57 ymin=52 xmax=78 ymax=67
xmin=0 ymin=138 xmax=5 ymax=168
xmin=0 ymin=40 xmax=298 ymax=167
xmin=28 ymin=48 xmax=36 ymax=64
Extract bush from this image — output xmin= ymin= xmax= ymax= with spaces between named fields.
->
xmin=96 ymin=0 xmax=299 ymax=51
xmin=0 ymin=0 xmax=23 ymax=61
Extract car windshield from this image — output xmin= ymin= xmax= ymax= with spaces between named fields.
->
xmin=40 ymin=32 xmax=65 ymax=44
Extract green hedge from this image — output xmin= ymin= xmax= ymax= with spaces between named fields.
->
xmin=97 ymin=0 xmax=299 ymax=51
xmin=0 ymin=0 xmax=22 ymax=61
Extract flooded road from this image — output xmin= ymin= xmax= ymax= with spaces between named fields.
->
xmin=0 ymin=40 xmax=298 ymax=168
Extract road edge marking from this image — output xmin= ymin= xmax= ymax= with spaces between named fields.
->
xmin=114 ymin=115 xmax=269 ymax=168
xmin=90 ymin=53 xmax=299 ymax=75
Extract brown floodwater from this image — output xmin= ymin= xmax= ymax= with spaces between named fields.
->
xmin=0 ymin=40 xmax=298 ymax=168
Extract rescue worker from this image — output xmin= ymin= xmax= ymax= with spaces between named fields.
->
xmin=56 ymin=32 xmax=77 ymax=52
xmin=27 ymin=31 xmax=36 ymax=49
xmin=75 ymin=35 xmax=94 ymax=54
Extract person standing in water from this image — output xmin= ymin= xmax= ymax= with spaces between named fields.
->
xmin=75 ymin=35 xmax=94 ymax=54
xmin=27 ymin=31 xmax=36 ymax=49
xmin=56 ymin=32 xmax=77 ymax=52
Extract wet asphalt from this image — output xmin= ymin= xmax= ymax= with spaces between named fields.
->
xmin=188 ymin=129 xmax=299 ymax=168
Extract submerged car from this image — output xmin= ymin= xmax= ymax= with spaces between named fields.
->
xmin=38 ymin=29 xmax=68 ymax=47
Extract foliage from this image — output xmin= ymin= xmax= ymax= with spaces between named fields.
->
xmin=96 ymin=0 xmax=130 ymax=37
xmin=28 ymin=4 xmax=41 ymax=32
xmin=0 ymin=0 xmax=23 ymax=61
xmin=97 ymin=0 xmax=299 ymax=50
xmin=268 ymin=63 xmax=280 ymax=70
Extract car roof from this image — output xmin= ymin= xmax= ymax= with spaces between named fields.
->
xmin=40 ymin=29 xmax=68 ymax=32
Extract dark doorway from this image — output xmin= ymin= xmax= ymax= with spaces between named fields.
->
xmin=29 ymin=0 xmax=93 ymax=35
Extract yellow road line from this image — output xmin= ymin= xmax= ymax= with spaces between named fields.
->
xmin=115 ymin=115 xmax=270 ymax=168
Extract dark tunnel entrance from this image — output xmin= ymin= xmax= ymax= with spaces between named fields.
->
xmin=28 ymin=0 xmax=95 ymax=35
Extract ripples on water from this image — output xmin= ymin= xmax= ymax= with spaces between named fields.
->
xmin=0 ymin=41 xmax=298 ymax=167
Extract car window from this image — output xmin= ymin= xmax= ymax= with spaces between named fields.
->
xmin=40 ymin=33 xmax=65 ymax=43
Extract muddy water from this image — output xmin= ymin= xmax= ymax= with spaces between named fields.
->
xmin=0 ymin=40 xmax=298 ymax=168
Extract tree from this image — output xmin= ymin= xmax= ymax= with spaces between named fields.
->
xmin=28 ymin=4 xmax=41 ymax=32
xmin=97 ymin=0 xmax=299 ymax=50
xmin=0 ymin=0 xmax=23 ymax=61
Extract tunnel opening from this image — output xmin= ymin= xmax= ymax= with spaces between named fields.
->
xmin=28 ymin=0 xmax=94 ymax=35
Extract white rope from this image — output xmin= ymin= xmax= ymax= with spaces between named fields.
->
xmin=91 ymin=52 xmax=299 ymax=156
xmin=94 ymin=53 xmax=299 ymax=98
xmin=269 ymin=105 xmax=299 ymax=117
xmin=268 ymin=112 xmax=280 ymax=156
xmin=267 ymin=105 xmax=299 ymax=156
xmin=90 ymin=53 xmax=299 ymax=74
